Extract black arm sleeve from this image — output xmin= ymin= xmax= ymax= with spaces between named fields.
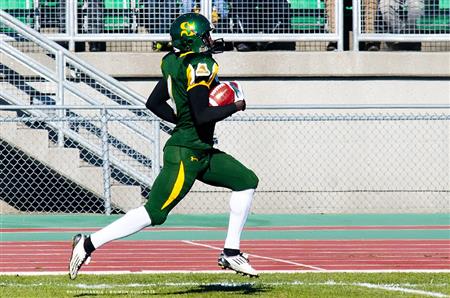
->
xmin=145 ymin=78 xmax=177 ymax=124
xmin=188 ymin=85 xmax=238 ymax=126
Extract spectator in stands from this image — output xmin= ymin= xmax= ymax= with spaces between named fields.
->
xmin=363 ymin=0 xmax=381 ymax=51
xmin=379 ymin=0 xmax=424 ymax=50
xmin=326 ymin=0 xmax=380 ymax=51
xmin=83 ymin=0 xmax=106 ymax=51
xmin=180 ymin=0 xmax=200 ymax=13
xmin=181 ymin=0 xmax=230 ymax=30
xmin=39 ymin=0 xmax=85 ymax=51
xmin=148 ymin=0 xmax=178 ymax=34
xmin=231 ymin=0 xmax=293 ymax=51
xmin=144 ymin=0 xmax=180 ymax=51
xmin=325 ymin=0 xmax=337 ymax=50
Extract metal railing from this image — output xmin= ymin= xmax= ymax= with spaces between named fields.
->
xmin=2 ymin=1 xmax=450 ymax=51
xmin=0 ymin=10 xmax=165 ymax=197
xmin=1 ymin=0 xmax=344 ymax=50
xmin=353 ymin=0 xmax=450 ymax=50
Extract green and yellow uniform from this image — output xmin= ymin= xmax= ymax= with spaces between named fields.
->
xmin=144 ymin=50 xmax=258 ymax=226
xmin=162 ymin=51 xmax=219 ymax=150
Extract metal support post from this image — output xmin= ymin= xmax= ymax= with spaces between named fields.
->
xmin=152 ymin=118 xmax=161 ymax=180
xmin=352 ymin=0 xmax=360 ymax=51
xmin=56 ymin=50 xmax=65 ymax=147
xmin=100 ymin=108 xmax=112 ymax=215
xmin=67 ymin=0 xmax=77 ymax=51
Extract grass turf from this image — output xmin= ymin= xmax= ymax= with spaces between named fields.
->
xmin=0 ymin=272 xmax=449 ymax=297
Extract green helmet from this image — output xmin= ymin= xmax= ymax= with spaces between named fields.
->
xmin=170 ymin=13 xmax=216 ymax=53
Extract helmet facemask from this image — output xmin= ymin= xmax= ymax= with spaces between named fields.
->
xmin=201 ymin=31 xmax=225 ymax=54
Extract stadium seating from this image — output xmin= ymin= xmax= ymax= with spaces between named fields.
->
xmin=290 ymin=0 xmax=326 ymax=32
xmin=104 ymin=0 xmax=141 ymax=32
xmin=0 ymin=0 xmax=35 ymax=32
xmin=39 ymin=0 xmax=59 ymax=28
xmin=416 ymin=0 xmax=450 ymax=32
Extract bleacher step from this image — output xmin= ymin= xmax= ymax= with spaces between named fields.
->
xmin=0 ymin=123 xmax=144 ymax=212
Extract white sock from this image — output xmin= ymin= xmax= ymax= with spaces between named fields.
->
xmin=90 ymin=206 xmax=151 ymax=249
xmin=224 ymin=189 xmax=255 ymax=250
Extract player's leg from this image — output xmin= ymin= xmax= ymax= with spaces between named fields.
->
xmin=69 ymin=209 xmax=151 ymax=279
xmin=143 ymin=146 xmax=207 ymax=225
xmin=69 ymin=146 xmax=205 ymax=279
xmin=68 ymin=206 xmax=151 ymax=279
xmin=198 ymin=149 xmax=259 ymax=276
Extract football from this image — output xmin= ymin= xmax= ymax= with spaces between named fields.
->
xmin=209 ymin=81 xmax=244 ymax=106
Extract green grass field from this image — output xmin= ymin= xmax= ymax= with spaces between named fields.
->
xmin=1 ymin=272 xmax=449 ymax=297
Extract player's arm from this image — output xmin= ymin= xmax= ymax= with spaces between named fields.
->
xmin=145 ymin=78 xmax=177 ymax=124
xmin=188 ymin=85 xmax=245 ymax=126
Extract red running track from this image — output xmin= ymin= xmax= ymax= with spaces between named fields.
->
xmin=0 ymin=240 xmax=449 ymax=274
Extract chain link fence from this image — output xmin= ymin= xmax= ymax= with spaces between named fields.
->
xmin=1 ymin=107 xmax=448 ymax=214
xmin=0 ymin=107 xmax=161 ymax=214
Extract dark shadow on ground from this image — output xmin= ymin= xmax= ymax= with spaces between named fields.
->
xmin=158 ymin=282 xmax=271 ymax=295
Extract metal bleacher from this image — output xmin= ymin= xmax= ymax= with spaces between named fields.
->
xmin=416 ymin=0 xmax=450 ymax=32
xmin=290 ymin=0 xmax=327 ymax=32
xmin=0 ymin=0 xmax=35 ymax=32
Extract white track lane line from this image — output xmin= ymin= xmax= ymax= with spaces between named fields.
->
xmin=181 ymin=240 xmax=325 ymax=271
xmin=2 ymin=269 xmax=450 ymax=276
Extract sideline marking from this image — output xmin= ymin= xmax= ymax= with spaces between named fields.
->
xmin=0 ymin=280 xmax=448 ymax=297
xmin=181 ymin=240 xmax=325 ymax=271
xmin=355 ymin=282 xmax=449 ymax=297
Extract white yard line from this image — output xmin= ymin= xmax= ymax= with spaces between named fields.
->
xmin=355 ymin=282 xmax=449 ymax=297
xmin=182 ymin=240 xmax=325 ymax=271
xmin=0 ymin=280 xmax=448 ymax=297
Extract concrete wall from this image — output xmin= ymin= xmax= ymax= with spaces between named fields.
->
xmin=124 ymin=79 xmax=450 ymax=106
xmin=74 ymin=51 xmax=450 ymax=106
xmin=75 ymin=52 xmax=450 ymax=78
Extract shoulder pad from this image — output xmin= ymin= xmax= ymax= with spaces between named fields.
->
xmin=185 ymin=54 xmax=219 ymax=91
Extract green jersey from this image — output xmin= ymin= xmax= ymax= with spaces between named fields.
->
xmin=161 ymin=51 xmax=220 ymax=150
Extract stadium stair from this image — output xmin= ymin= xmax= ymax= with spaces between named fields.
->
xmin=0 ymin=8 xmax=159 ymax=213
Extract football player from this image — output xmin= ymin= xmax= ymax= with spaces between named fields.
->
xmin=69 ymin=12 xmax=259 ymax=279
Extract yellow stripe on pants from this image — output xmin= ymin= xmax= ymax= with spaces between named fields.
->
xmin=161 ymin=161 xmax=185 ymax=210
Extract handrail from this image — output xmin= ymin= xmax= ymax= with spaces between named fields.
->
xmin=0 ymin=11 xmax=151 ymax=108
xmin=1 ymin=11 xmax=171 ymax=141
xmin=0 ymin=11 xmax=161 ymax=130
xmin=0 ymin=40 xmax=157 ymax=144
xmin=0 ymin=11 xmax=161 ymax=187
xmin=0 ymin=92 xmax=153 ymax=186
